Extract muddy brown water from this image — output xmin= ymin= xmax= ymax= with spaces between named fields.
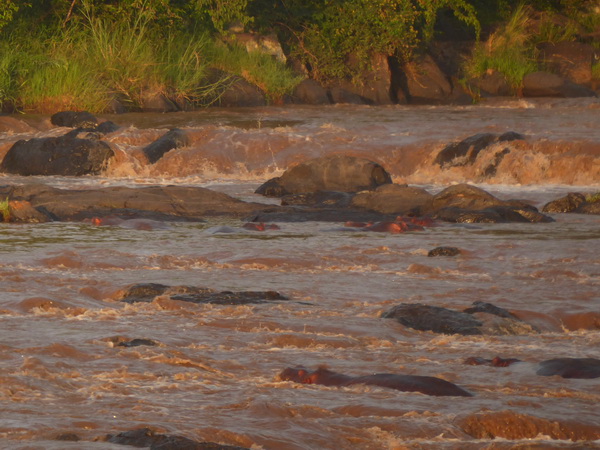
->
xmin=0 ymin=99 xmax=599 ymax=449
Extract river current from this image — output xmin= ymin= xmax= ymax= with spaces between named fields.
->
xmin=0 ymin=98 xmax=599 ymax=449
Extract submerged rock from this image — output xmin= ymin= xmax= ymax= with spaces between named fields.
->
xmin=255 ymin=155 xmax=392 ymax=197
xmin=350 ymin=184 xmax=434 ymax=215
xmin=50 ymin=110 xmax=98 ymax=128
xmin=115 ymin=283 xmax=288 ymax=305
xmin=0 ymin=135 xmax=114 ymax=176
xmin=427 ymin=246 xmax=461 ymax=257
xmin=106 ymin=427 xmax=248 ymax=449
xmin=536 ymin=358 xmax=600 ymax=379
xmin=143 ymin=128 xmax=191 ymax=164
xmin=434 ymin=132 xmax=524 ymax=168
xmin=382 ymin=302 xmax=538 ymax=336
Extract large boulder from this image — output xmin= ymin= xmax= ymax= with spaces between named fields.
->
xmin=50 ymin=110 xmax=98 ymax=128
xmin=291 ymin=79 xmax=331 ymax=105
xmin=217 ymin=77 xmax=266 ymax=107
xmin=402 ymin=54 xmax=453 ymax=104
xmin=0 ymin=135 xmax=114 ymax=176
xmin=537 ymin=42 xmax=596 ymax=86
xmin=255 ymin=155 xmax=392 ymax=197
xmin=0 ymin=184 xmax=266 ymax=222
xmin=350 ymin=184 xmax=434 ymax=215
xmin=522 ymin=71 xmax=597 ymax=98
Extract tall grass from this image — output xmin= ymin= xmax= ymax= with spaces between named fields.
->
xmin=0 ymin=0 xmax=301 ymax=113
xmin=464 ymin=4 xmax=538 ymax=91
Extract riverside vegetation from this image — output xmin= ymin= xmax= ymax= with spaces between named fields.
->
xmin=0 ymin=0 xmax=598 ymax=113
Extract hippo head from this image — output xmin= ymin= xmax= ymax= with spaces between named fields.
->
xmin=278 ymin=367 xmax=313 ymax=384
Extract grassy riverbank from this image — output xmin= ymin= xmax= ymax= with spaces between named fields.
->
xmin=0 ymin=1 xmax=598 ymax=113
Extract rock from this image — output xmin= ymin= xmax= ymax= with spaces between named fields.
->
xmin=402 ymin=54 xmax=453 ymax=104
xmin=350 ymin=184 xmax=434 ymax=215
xmin=328 ymin=87 xmax=369 ymax=105
xmin=542 ymin=192 xmax=587 ymax=213
xmin=5 ymin=200 xmax=49 ymax=223
xmin=434 ymin=132 xmax=524 ymax=168
xmin=115 ymin=282 xmax=288 ymax=305
xmin=383 ymin=302 xmax=537 ymax=336
xmin=457 ymin=410 xmax=600 ymax=441
xmin=108 ymin=336 xmax=159 ymax=347
xmin=432 ymin=206 xmax=552 ymax=224
xmin=140 ymin=91 xmax=179 ymax=113
xmin=291 ymin=79 xmax=330 ymax=105
xmin=0 ymin=135 xmax=114 ymax=176
xmin=255 ymin=155 xmax=392 ymax=197
xmin=143 ymin=129 xmax=191 ymax=164
xmin=522 ymin=71 xmax=597 ymax=98
xmin=106 ymin=427 xmax=248 ymax=449
xmin=382 ymin=303 xmax=484 ymax=335
xmin=0 ymin=116 xmax=36 ymax=133
xmin=50 ymin=111 xmax=98 ymax=128
xmin=537 ymin=42 xmax=596 ymax=86
xmin=427 ymin=246 xmax=461 ymax=257
xmin=469 ymin=70 xmax=512 ymax=96
xmin=281 ymin=191 xmax=354 ymax=208
xmin=0 ymin=184 xmax=265 ymax=222
xmin=217 ymin=78 xmax=266 ymax=107
xmin=431 ymin=184 xmax=504 ymax=211
xmin=536 ymin=358 xmax=600 ymax=379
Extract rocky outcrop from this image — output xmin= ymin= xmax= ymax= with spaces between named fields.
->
xmin=382 ymin=302 xmax=539 ymax=336
xmin=0 ymin=184 xmax=265 ymax=222
xmin=537 ymin=42 xmax=596 ymax=86
xmin=402 ymin=54 xmax=453 ymax=104
xmin=291 ymin=79 xmax=330 ymax=105
xmin=0 ymin=135 xmax=114 ymax=176
xmin=255 ymin=155 xmax=392 ymax=197
xmin=114 ymin=283 xmax=288 ymax=305
xmin=522 ymin=71 xmax=597 ymax=98
xmin=543 ymin=192 xmax=600 ymax=214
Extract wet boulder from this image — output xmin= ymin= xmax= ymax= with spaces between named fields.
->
xmin=50 ymin=110 xmax=98 ymax=128
xmin=291 ymin=79 xmax=330 ymax=105
xmin=427 ymin=246 xmax=461 ymax=257
xmin=434 ymin=132 xmax=524 ymax=168
xmin=402 ymin=54 xmax=453 ymax=104
xmin=457 ymin=410 xmax=600 ymax=441
xmin=115 ymin=282 xmax=288 ymax=305
xmin=143 ymin=128 xmax=191 ymax=164
xmin=106 ymin=427 xmax=248 ymax=449
xmin=350 ymin=184 xmax=434 ymax=215
xmin=536 ymin=358 xmax=600 ymax=379
xmin=543 ymin=192 xmax=600 ymax=214
xmin=382 ymin=302 xmax=538 ymax=336
xmin=255 ymin=155 xmax=392 ymax=197
xmin=433 ymin=205 xmax=553 ymax=223
xmin=522 ymin=71 xmax=597 ymax=98
xmin=0 ymin=135 xmax=114 ymax=176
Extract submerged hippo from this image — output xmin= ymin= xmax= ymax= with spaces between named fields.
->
xmin=278 ymin=366 xmax=472 ymax=397
xmin=465 ymin=356 xmax=600 ymax=379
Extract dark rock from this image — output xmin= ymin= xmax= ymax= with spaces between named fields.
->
xmin=291 ymin=79 xmax=330 ymax=105
xmin=328 ymin=87 xmax=370 ymax=105
xmin=431 ymin=184 xmax=504 ymax=211
xmin=115 ymin=338 xmax=159 ymax=348
xmin=281 ymin=191 xmax=354 ymax=208
xmin=469 ymin=70 xmax=512 ymax=96
xmin=51 ymin=111 xmax=98 ymax=128
xmin=536 ymin=358 xmax=600 ymax=379
xmin=140 ymin=91 xmax=179 ymax=113
xmin=0 ymin=184 xmax=265 ymax=222
xmin=255 ymin=155 xmax=392 ymax=197
xmin=106 ymin=427 xmax=248 ymax=449
xmin=403 ymin=54 xmax=452 ymax=104
xmin=434 ymin=132 xmax=524 ymax=168
xmin=143 ymin=129 xmax=191 ymax=164
xmin=331 ymin=53 xmax=394 ymax=105
xmin=55 ymin=433 xmax=81 ymax=441
xmin=428 ymin=246 xmax=461 ymax=257
xmin=350 ymin=184 xmax=434 ymax=215
xmin=0 ymin=135 xmax=114 ymax=176
xmin=218 ymin=78 xmax=266 ymax=107
xmin=542 ymin=192 xmax=587 ymax=213
xmin=432 ymin=206 xmax=552 ymax=224
xmin=96 ymin=121 xmax=121 ymax=134
xmin=382 ymin=303 xmax=484 ymax=335
xmin=115 ymin=283 xmax=288 ymax=305
xmin=538 ymin=42 xmax=596 ymax=86
xmin=522 ymin=71 xmax=597 ymax=98
xmin=577 ymin=202 xmax=600 ymax=214
xmin=482 ymin=148 xmax=510 ymax=177
xmin=463 ymin=301 xmax=518 ymax=320
xmin=247 ymin=208 xmax=399 ymax=224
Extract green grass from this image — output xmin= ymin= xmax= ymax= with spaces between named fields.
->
xmin=0 ymin=197 xmax=10 ymax=222
xmin=586 ymin=192 xmax=600 ymax=203
xmin=593 ymin=61 xmax=600 ymax=81
xmin=463 ymin=4 xmax=539 ymax=91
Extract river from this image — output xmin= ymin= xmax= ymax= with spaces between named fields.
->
xmin=0 ymin=98 xmax=599 ymax=449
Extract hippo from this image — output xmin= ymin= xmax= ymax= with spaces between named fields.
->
xmin=464 ymin=356 xmax=600 ymax=379
xmin=278 ymin=366 xmax=473 ymax=397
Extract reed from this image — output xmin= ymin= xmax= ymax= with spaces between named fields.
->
xmin=0 ymin=197 xmax=10 ymax=222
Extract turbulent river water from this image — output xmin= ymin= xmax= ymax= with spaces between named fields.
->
xmin=0 ymin=98 xmax=599 ymax=449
